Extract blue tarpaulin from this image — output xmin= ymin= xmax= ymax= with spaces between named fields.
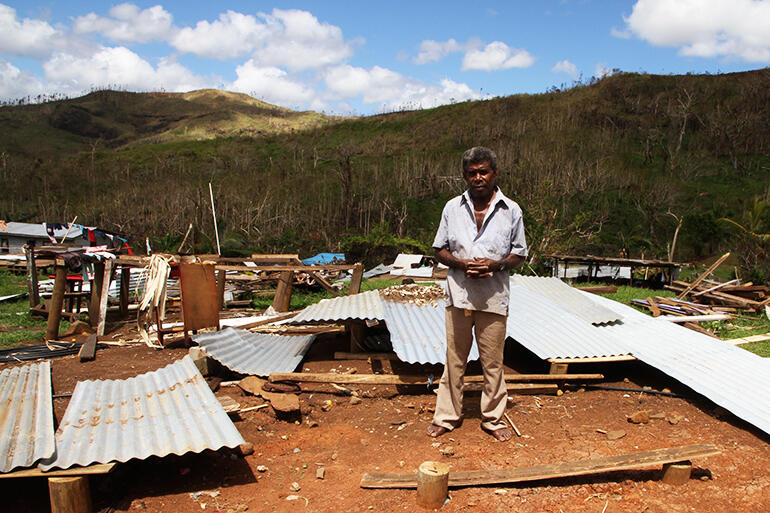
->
xmin=301 ymin=253 xmax=346 ymax=265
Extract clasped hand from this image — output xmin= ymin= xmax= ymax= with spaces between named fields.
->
xmin=463 ymin=257 xmax=498 ymax=279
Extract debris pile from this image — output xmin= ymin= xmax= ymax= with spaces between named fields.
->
xmin=378 ymin=284 xmax=446 ymax=306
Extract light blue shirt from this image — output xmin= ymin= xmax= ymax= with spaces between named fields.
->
xmin=432 ymin=188 xmax=528 ymax=316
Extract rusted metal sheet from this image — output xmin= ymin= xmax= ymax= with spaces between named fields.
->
xmin=0 ymin=361 xmax=54 ymax=473
xmin=40 ymin=356 xmax=244 ymax=470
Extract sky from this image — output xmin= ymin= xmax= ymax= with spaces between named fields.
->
xmin=1 ymin=0 xmax=769 ymax=115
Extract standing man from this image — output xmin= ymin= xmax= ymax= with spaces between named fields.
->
xmin=427 ymin=147 xmax=527 ymax=441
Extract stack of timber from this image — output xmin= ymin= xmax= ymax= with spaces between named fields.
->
xmin=665 ymin=279 xmax=770 ymax=312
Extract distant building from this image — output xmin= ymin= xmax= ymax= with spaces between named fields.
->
xmin=0 ymin=221 xmax=117 ymax=253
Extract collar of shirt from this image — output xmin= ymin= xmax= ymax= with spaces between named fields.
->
xmin=459 ymin=187 xmax=514 ymax=237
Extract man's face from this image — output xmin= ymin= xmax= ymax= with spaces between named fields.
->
xmin=463 ymin=161 xmax=498 ymax=199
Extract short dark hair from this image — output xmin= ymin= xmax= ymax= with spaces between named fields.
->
xmin=462 ymin=146 xmax=498 ymax=172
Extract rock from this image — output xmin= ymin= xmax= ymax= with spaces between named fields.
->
xmin=262 ymin=381 xmax=301 ymax=393
xmin=556 ymin=389 xmax=563 ymax=396
xmin=360 ymin=439 xmax=369 ymax=446
xmin=606 ymin=430 xmax=627 ymax=440
xmin=238 ymin=442 xmax=254 ymax=456
xmin=262 ymin=391 xmax=300 ymax=413
xmin=239 ymin=376 xmax=267 ymax=396
xmin=399 ymin=460 xmax=405 ymax=467
xmin=649 ymin=412 xmax=666 ymax=420
xmin=627 ymin=410 xmax=650 ymax=424
xmin=256 ymin=465 xmax=268 ymax=472
xmin=494 ymin=489 xmax=508 ymax=495
xmin=662 ymin=388 xmax=671 ymax=394
xmin=667 ymin=413 xmax=685 ymax=425
xmin=290 ymin=482 xmax=301 ymax=492
xmin=439 ymin=445 xmax=455 ymax=457
xmin=316 ymin=467 xmax=325 ymax=479
xmin=306 ymin=419 xmax=319 ymax=428
xmin=350 ymin=396 xmax=362 ymax=405
xmin=62 ymin=320 xmax=93 ymax=337
xmin=331 ymin=452 xmax=338 ymax=460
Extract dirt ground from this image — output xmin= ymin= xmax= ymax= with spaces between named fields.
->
xmin=2 ymin=310 xmax=769 ymax=513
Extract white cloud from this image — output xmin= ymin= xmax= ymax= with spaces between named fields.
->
xmin=43 ymin=46 xmax=212 ymax=95
xmin=0 ymin=4 xmax=59 ymax=58
xmin=461 ymin=41 xmax=535 ymax=71
xmin=73 ymin=3 xmax=173 ymax=44
xmin=0 ymin=59 xmax=45 ymax=100
xmin=595 ymin=63 xmax=613 ymax=78
xmin=552 ymin=59 xmax=579 ymax=78
xmin=170 ymin=10 xmax=264 ymax=60
xmin=230 ymin=60 xmax=315 ymax=107
xmin=324 ymin=64 xmax=481 ymax=110
xmin=621 ymin=0 xmax=770 ymax=62
xmin=254 ymin=9 xmax=352 ymax=71
xmin=414 ymin=39 xmax=463 ymax=64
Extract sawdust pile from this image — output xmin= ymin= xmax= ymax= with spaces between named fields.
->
xmin=378 ymin=284 xmax=446 ymax=306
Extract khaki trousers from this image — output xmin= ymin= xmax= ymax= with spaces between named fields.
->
xmin=432 ymin=306 xmax=508 ymax=431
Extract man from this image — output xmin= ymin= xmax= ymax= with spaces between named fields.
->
xmin=427 ymin=146 xmax=527 ymax=441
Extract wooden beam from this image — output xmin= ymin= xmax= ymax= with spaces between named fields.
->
xmin=88 ymin=262 xmax=104 ymax=327
xmin=0 ymin=463 xmax=116 ymax=479
xmin=24 ymin=243 xmax=40 ymax=308
xmin=238 ymin=311 xmax=298 ymax=329
xmin=45 ymin=263 xmax=67 ymax=341
xmin=575 ymin=286 xmax=617 ymax=295
xmin=216 ymin=269 xmax=226 ymax=308
xmin=547 ymin=355 xmax=636 ymax=365
xmin=272 ymin=271 xmax=293 ymax=312
xmin=95 ymin=260 xmax=113 ymax=337
xmin=118 ymin=266 xmax=130 ymax=318
xmin=334 ymin=352 xmax=399 ymax=360
xmin=78 ymin=334 xmax=98 ymax=362
xmin=349 ymin=263 xmax=364 ymax=295
xmin=250 ymin=254 xmax=299 ymax=263
xmin=216 ymin=264 xmax=357 ymax=272
xmin=360 ymin=444 xmax=720 ymax=488
xmin=724 ymin=332 xmax=770 ymax=345
xmin=677 ymin=252 xmax=730 ymax=299
xmin=268 ymin=372 xmax=604 ymax=385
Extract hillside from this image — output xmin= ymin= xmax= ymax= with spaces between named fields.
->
xmin=1 ymin=70 xmax=769 ymax=279
xmin=0 ymin=89 xmax=341 ymax=157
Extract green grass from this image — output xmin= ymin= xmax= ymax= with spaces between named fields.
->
xmin=0 ymin=271 xmax=71 ymax=349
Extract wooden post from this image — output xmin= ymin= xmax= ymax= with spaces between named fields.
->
xmin=88 ymin=262 xmax=105 ymax=327
xmin=347 ymin=320 xmax=366 ymax=352
xmin=216 ymin=269 xmax=226 ymax=308
xmin=24 ymin=243 xmax=40 ymax=307
xmin=661 ymin=461 xmax=692 ymax=485
xmin=272 ymin=271 xmax=293 ymax=312
xmin=549 ymin=362 xmax=569 ymax=375
xmin=349 ymin=263 xmax=364 ymax=295
xmin=119 ymin=266 xmax=130 ymax=318
xmin=416 ymin=461 xmax=449 ymax=509
xmin=48 ymin=476 xmax=92 ymax=513
xmin=96 ymin=260 xmax=113 ymax=337
xmin=45 ymin=262 xmax=67 ymax=341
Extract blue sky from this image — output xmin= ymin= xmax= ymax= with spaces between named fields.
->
xmin=1 ymin=1 xmax=768 ymax=114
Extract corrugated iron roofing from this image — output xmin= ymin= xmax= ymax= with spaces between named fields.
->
xmin=40 ymin=356 xmax=244 ymax=470
xmin=194 ymin=328 xmax=315 ymax=377
xmin=382 ymin=299 xmax=479 ymax=365
xmin=511 ymin=275 xmax=622 ymax=325
xmin=289 ymin=290 xmax=385 ymax=323
xmin=585 ymin=291 xmax=770 ymax=437
xmin=506 ymin=284 xmax=632 ymax=359
xmin=0 ymin=362 xmax=54 ymax=473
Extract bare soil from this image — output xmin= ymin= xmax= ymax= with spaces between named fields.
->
xmin=1 ymin=312 xmax=769 ymax=513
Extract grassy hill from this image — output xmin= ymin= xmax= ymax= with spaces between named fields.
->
xmin=1 ymin=70 xmax=769 ymax=279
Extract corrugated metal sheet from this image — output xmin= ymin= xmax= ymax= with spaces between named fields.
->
xmin=382 ymin=299 xmax=480 ymax=365
xmin=506 ymin=284 xmax=632 ymax=359
xmin=584 ymin=291 xmax=770 ymax=437
xmin=0 ymin=362 xmax=54 ymax=473
xmin=40 ymin=356 xmax=244 ymax=470
xmin=289 ymin=290 xmax=385 ymax=323
xmin=193 ymin=328 xmax=315 ymax=377
xmin=511 ymin=275 xmax=621 ymax=325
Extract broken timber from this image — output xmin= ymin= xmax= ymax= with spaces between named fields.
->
xmin=268 ymin=372 xmax=603 ymax=385
xmin=360 ymin=443 xmax=719 ymax=488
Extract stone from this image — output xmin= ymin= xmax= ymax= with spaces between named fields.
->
xmin=263 ymin=392 xmax=300 ymax=413
xmin=289 ymin=482 xmax=301 ymax=492
xmin=649 ymin=412 xmax=666 ymax=420
xmin=606 ymin=430 xmax=626 ymax=440
xmin=350 ymin=396 xmax=362 ymax=405
xmin=439 ymin=445 xmax=455 ymax=457
xmin=316 ymin=467 xmax=325 ymax=479
xmin=667 ymin=413 xmax=685 ymax=425
xmin=238 ymin=376 xmax=267 ymax=396
xmin=627 ymin=410 xmax=650 ymax=424
xmin=62 ymin=320 xmax=93 ymax=337
xmin=256 ymin=465 xmax=268 ymax=472
xmin=238 ymin=442 xmax=254 ymax=456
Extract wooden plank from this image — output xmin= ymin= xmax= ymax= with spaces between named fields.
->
xmin=268 ymin=372 xmax=603 ymax=385
xmin=119 ymin=267 xmax=130 ymax=318
xmin=88 ymin=262 xmax=104 ymax=327
xmin=725 ymin=332 xmax=770 ymax=345
xmin=575 ymin=286 xmax=617 ymax=295
xmin=238 ymin=311 xmax=298 ymax=329
xmin=464 ymin=383 xmax=558 ymax=394
xmin=249 ymin=254 xmax=300 ymax=263
xmin=349 ymin=263 xmax=364 ymax=295
xmin=0 ymin=463 xmax=116 ymax=479
xmin=78 ymin=334 xmax=98 ymax=362
xmin=217 ymin=264 xmax=356 ymax=272
xmin=216 ymin=269 xmax=226 ymax=308
xmin=547 ymin=355 xmax=636 ymax=364
xmin=360 ymin=444 xmax=720 ymax=488
xmin=24 ymin=244 xmax=40 ymax=307
xmin=272 ymin=271 xmax=293 ymax=312
xmin=677 ymin=252 xmax=730 ymax=299
xmin=95 ymin=260 xmax=113 ymax=337
xmin=646 ymin=297 xmax=661 ymax=317
xmin=334 ymin=352 xmax=399 ymax=360
xmin=45 ymin=264 xmax=67 ymax=341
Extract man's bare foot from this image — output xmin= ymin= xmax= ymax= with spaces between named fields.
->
xmin=426 ymin=424 xmax=448 ymax=437
xmin=483 ymin=426 xmax=513 ymax=441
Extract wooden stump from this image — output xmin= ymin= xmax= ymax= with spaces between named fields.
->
xmin=48 ymin=476 xmax=92 ymax=513
xmin=45 ymin=264 xmax=67 ymax=341
xmin=416 ymin=461 xmax=449 ymax=509
xmin=662 ymin=461 xmax=692 ymax=485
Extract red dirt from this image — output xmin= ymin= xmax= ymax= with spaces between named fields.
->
xmin=1 ymin=315 xmax=769 ymax=513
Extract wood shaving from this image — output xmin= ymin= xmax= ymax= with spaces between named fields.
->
xmin=378 ymin=284 xmax=446 ymax=306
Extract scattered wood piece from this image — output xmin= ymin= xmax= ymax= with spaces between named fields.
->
xmin=661 ymin=461 xmax=692 ymax=485
xmin=677 ymin=252 xmax=730 ymax=299
xmin=238 ymin=311 xmax=298 ymax=330
xmin=504 ymin=412 xmax=521 ymax=437
xmin=576 ymin=286 xmax=617 ymax=295
xmin=416 ymin=461 xmax=450 ymax=509
xmin=661 ymin=314 xmax=732 ymax=323
xmin=646 ymin=297 xmax=661 ymax=317
xmin=78 ymin=334 xmax=98 ymax=362
xmin=268 ymin=372 xmax=604 ymax=385
xmin=724 ymin=332 xmax=770 ymax=345
xmin=238 ymin=404 xmax=269 ymax=413
xmin=218 ymin=395 xmax=241 ymax=413
xmin=360 ymin=444 xmax=720 ymax=489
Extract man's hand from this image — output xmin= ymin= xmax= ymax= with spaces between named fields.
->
xmin=465 ymin=257 xmax=498 ymax=279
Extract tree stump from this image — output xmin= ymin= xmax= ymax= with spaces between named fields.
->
xmin=662 ymin=461 xmax=692 ymax=485
xmin=48 ymin=476 xmax=92 ymax=513
xmin=416 ymin=461 xmax=449 ymax=509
